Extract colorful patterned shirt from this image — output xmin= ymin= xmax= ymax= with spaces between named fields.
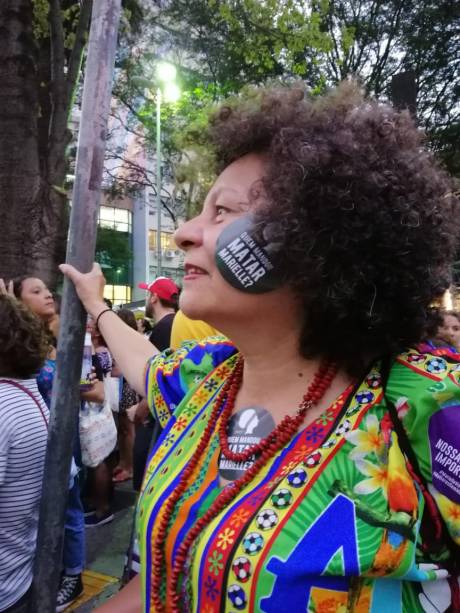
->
xmin=137 ymin=338 xmax=460 ymax=612
xmin=36 ymin=358 xmax=56 ymax=408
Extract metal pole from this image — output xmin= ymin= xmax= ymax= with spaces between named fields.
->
xmin=156 ymin=87 xmax=162 ymax=276
xmin=145 ymin=172 xmax=150 ymax=285
xmin=31 ymin=2 xmax=122 ymax=611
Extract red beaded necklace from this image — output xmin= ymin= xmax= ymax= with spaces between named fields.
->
xmin=150 ymin=356 xmax=338 ymax=612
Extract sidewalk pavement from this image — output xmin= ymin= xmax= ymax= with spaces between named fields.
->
xmin=72 ymin=481 xmax=137 ymax=612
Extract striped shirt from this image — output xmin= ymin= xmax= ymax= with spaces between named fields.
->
xmin=0 ymin=378 xmax=49 ymax=610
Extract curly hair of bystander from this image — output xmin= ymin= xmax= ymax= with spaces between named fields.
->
xmin=0 ymin=294 xmax=49 ymax=378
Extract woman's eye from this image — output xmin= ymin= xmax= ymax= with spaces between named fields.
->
xmin=215 ymin=205 xmax=230 ymax=218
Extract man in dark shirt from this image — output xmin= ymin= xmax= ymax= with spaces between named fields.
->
xmin=138 ymin=277 xmax=179 ymax=351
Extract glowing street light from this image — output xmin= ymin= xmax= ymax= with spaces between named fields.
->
xmin=163 ymin=82 xmax=181 ymax=103
xmin=157 ymin=62 xmax=176 ymax=82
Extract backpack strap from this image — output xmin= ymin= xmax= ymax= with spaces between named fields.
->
xmin=0 ymin=378 xmax=49 ymax=429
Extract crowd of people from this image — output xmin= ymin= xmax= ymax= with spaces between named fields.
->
xmin=0 ymin=272 xmax=201 ymax=611
xmin=1 ymin=81 xmax=460 ymax=613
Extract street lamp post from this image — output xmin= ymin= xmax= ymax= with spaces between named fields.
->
xmin=156 ymin=87 xmax=162 ymax=276
xmin=155 ymin=62 xmax=180 ymax=278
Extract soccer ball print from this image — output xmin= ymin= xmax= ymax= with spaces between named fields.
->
xmin=271 ymin=488 xmax=293 ymax=509
xmin=227 ymin=584 xmax=247 ymax=610
xmin=304 ymin=451 xmax=322 ymax=468
xmin=232 ymin=556 xmax=252 ymax=582
xmin=356 ymin=390 xmax=374 ymax=404
xmin=287 ymin=467 xmax=307 ymax=487
xmin=242 ymin=532 xmax=264 ymax=555
xmin=407 ymin=352 xmax=425 ymax=364
xmin=321 ymin=438 xmax=337 ymax=449
xmin=365 ymin=372 xmax=381 ymax=389
xmin=425 ymin=357 xmax=447 ymax=374
xmin=335 ymin=419 xmax=352 ymax=436
xmin=256 ymin=508 xmax=279 ymax=530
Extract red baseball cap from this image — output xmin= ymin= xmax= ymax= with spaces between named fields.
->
xmin=138 ymin=277 xmax=179 ymax=301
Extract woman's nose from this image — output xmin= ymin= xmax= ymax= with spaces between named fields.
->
xmin=174 ymin=216 xmax=203 ymax=251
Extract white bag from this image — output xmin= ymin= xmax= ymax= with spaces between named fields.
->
xmin=79 ymin=395 xmax=117 ymax=467
xmin=104 ymin=376 xmax=120 ymax=413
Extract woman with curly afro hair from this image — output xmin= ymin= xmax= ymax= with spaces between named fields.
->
xmin=62 ymin=83 xmax=459 ymax=613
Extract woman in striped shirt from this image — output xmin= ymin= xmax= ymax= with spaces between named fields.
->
xmin=0 ymin=294 xmax=49 ymax=613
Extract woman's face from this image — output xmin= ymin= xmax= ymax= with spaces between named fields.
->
xmin=19 ymin=278 xmax=55 ymax=321
xmin=174 ymin=153 xmax=299 ymax=331
xmin=439 ymin=314 xmax=460 ymax=348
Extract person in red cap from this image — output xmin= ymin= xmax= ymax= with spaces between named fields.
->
xmin=138 ymin=277 xmax=179 ymax=351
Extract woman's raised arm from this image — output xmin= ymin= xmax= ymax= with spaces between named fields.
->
xmin=60 ymin=263 xmax=158 ymax=396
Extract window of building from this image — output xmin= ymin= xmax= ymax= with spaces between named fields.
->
xmin=103 ymin=284 xmax=132 ymax=306
xmin=99 ymin=206 xmax=132 ymax=232
xmin=148 ymin=231 xmax=178 ymax=251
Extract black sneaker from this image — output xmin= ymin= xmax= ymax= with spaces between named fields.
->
xmin=56 ymin=573 xmax=83 ymax=612
xmin=84 ymin=510 xmax=114 ymax=528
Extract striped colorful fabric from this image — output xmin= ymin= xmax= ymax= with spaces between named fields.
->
xmin=136 ymin=338 xmax=460 ymax=612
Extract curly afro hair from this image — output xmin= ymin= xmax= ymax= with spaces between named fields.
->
xmin=0 ymin=295 xmax=49 ymax=378
xmin=205 ymin=83 xmax=459 ymax=374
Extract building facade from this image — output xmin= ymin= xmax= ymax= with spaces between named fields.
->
xmin=69 ymin=102 xmax=185 ymax=306
xmin=98 ymin=189 xmax=184 ymax=307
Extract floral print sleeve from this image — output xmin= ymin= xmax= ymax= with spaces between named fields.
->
xmin=36 ymin=359 xmax=56 ymax=408
xmin=145 ymin=336 xmax=236 ymax=428
xmin=386 ymin=347 xmax=460 ymax=547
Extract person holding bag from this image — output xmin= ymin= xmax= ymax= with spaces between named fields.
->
xmin=82 ymin=317 xmax=117 ymax=528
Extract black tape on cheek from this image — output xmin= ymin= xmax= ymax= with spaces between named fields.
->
xmin=215 ymin=216 xmax=284 ymax=294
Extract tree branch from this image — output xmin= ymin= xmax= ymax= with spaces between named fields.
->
xmin=48 ymin=0 xmax=66 ymax=89
xmin=425 ymin=79 xmax=453 ymax=124
xmin=65 ymin=0 xmax=92 ymax=110
xmin=47 ymin=0 xmax=71 ymax=182
xmin=369 ymin=0 xmax=404 ymax=94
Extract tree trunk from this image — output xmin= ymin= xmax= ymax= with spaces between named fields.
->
xmin=25 ymin=185 xmax=69 ymax=287
xmin=0 ymin=1 xmax=71 ymax=289
xmin=0 ymin=1 xmax=39 ymax=278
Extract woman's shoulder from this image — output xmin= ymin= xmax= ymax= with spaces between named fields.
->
xmin=385 ymin=346 xmax=459 ymax=468
xmin=149 ymin=335 xmax=237 ymax=391
xmin=385 ymin=346 xmax=460 ymax=418
xmin=387 ymin=347 xmax=460 ymax=548
xmin=390 ymin=345 xmax=460 ymax=384
xmin=145 ymin=336 xmax=237 ymax=425
xmin=150 ymin=335 xmax=236 ymax=376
